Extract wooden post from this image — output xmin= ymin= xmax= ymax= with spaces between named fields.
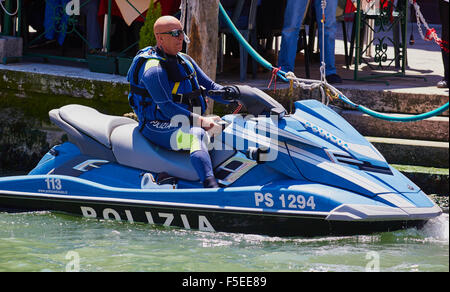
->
xmin=181 ymin=0 xmax=219 ymax=115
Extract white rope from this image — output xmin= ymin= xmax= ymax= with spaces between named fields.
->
xmin=278 ymin=0 xmax=339 ymax=106
xmin=320 ymin=0 xmax=327 ymax=84
xmin=284 ymin=71 xmax=333 ymax=105
xmin=0 ymin=0 xmax=19 ymax=16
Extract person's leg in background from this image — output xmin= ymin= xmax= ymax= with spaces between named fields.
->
xmin=278 ymin=0 xmax=308 ymax=73
xmin=81 ymin=0 xmax=102 ymax=53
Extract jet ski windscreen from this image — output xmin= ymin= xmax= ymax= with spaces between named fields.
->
xmin=235 ymin=85 xmax=287 ymax=117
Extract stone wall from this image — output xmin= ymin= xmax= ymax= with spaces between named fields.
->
xmin=0 ymin=107 xmax=50 ymax=171
xmin=0 ymin=68 xmax=131 ymax=172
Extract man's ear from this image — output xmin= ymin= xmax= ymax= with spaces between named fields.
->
xmin=155 ymin=33 xmax=162 ymax=46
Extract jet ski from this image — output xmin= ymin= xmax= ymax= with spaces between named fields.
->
xmin=0 ymin=85 xmax=442 ymax=237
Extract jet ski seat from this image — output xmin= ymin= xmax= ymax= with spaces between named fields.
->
xmin=50 ymin=104 xmax=235 ymax=182
xmin=111 ymin=124 xmax=236 ymax=182
xmin=111 ymin=124 xmax=199 ymax=181
xmin=49 ymin=104 xmax=135 ymax=161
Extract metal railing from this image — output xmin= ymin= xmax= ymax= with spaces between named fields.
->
xmin=1 ymin=0 xmax=21 ymax=37
xmin=352 ymin=0 xmax=409 ymax=82
xmin=1 ymin=0 xmax=148 ymax=68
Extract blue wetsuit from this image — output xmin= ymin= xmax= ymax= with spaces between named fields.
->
xmin=127 ymin=46 xmax=229 ymax=185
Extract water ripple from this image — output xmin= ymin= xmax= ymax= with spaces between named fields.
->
xmin=0 ymin=211 xmax=448 ymax=272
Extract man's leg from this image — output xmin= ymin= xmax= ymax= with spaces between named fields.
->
xmin=142 ymin=121 xmax=218 ymax=188
xmin=278 ymin=0 xmax=308 ymax=73
xmin=175 ymin=127 xmax=218 ymax=188
xmin=81 ymin=0 xmax=102 ymax=51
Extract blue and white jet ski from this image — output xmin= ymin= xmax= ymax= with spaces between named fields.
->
xmin=0 ymin=85 xmax=442 ymax=236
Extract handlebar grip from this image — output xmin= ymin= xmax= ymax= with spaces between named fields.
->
xmin=207 ymin=90 xmax=226 ymax=97
xmin=208 ymin=86 xmax=240 ymax=102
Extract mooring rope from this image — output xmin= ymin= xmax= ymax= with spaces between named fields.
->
xmin=218 ymin=2 xmax=449 ymax=122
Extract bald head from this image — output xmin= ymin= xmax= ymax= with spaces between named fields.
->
xmin=154 ymin=16 xmax=182 ymax=35
xmin=153 ymin=16 xmax=184 ymax=55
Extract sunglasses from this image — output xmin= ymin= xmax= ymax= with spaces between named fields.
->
xmin=158 ymin=29 xmax=184 ymax=37
xmin=157 ymin=29 xmax=191 ymax=43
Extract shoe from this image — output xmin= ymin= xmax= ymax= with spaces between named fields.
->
xmin=437 ymin=80 xmax=448 ymax=88
xmin=326 ymin=74 xmax=343 ymax=84
xmin=203 ymin=176 xmax=219 ymax=188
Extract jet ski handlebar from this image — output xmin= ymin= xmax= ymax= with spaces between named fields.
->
xmin=208 ymin=85 xmax=241 ymax=102
xmin=209 ymin=85 xmax=287 ymax=117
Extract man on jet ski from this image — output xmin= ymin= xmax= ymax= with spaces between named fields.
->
xmin=127 ymin=16 xmax=239 ymax=188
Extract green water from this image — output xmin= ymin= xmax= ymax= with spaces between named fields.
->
xmin=0 ymin=211 xmax=447 ymax=272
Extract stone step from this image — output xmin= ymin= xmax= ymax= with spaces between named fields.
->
xmin=367 ymin=137 xmax=449 ymax=168
xmin=336 ymin=109 xmax=449 ymax=142
xmin=332 ymin=86 xmax=450 ymax=117
xmin=264 ymin=85 xmax=449 ymax=118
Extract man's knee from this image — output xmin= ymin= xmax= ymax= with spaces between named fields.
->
xmin=173 ymin=127 xmax=209 ymax=152
xmin=189 ymin=127 xmax=210 ymax=153
xmin=189 ymin=127 xmax=207 ymax=138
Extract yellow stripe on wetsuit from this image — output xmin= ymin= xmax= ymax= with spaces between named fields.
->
xmin=175 ymin=130 xmax=202 ymax=153
xmin=172 ymin=82 xmax=181 ymax=95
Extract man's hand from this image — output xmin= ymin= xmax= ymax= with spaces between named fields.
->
xmin=199 ymin=116 xmax=222 ymax=137
xmin=209 ymin=115 xmax=222 ymax=122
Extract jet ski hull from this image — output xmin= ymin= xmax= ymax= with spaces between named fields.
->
xmin=0 ymin=175 xmax=439 ymax=237
xmin=0 ymin=99 xmax=442 ymax=237
xmin=0 ymin=194 xmax=429 ymax=237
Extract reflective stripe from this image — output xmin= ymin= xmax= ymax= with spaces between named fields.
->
xmin=144 ymin=59 xmax=161 ymax=72
xmin=172 ymin=82 xmax=181 ymax=95
xmin=175 ymin=130 xmax=202 ymax=153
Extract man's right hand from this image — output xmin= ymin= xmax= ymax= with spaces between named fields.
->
xmin=199 ymin=116 xmax=218 ymax=130
xmin=199 ymin=116 xmax=222 ymax=137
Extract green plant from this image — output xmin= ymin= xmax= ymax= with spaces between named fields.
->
xmin=139 ymin=0 xmax=162 ymax=49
